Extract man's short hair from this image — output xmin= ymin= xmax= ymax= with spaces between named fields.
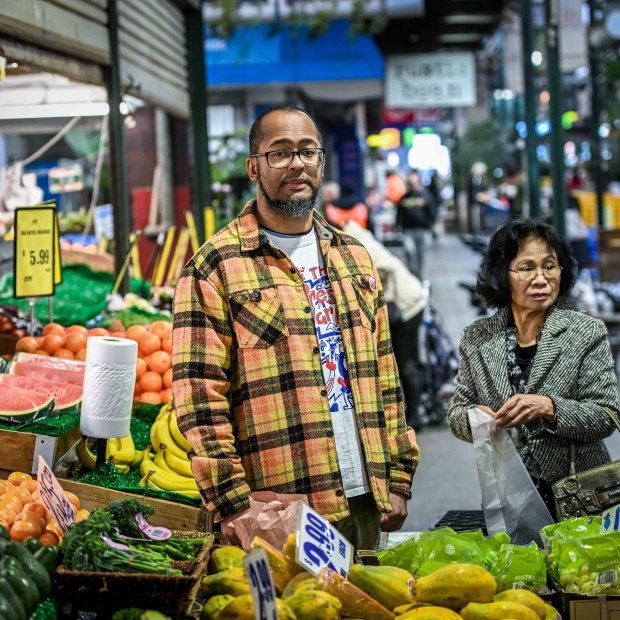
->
xmin=249 ymin=105 xmax=323 ymax=154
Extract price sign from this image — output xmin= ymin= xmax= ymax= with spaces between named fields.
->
xmin=601 ymin=505 xmax=620 ymax=533
xmin=36 ymin=456 xmax=76 ymax=533
xmin=13 ymin=206 xmax=55 ymax=298
xmin=296 ymin=504 xmax=353 ymax=578
xmin=243 ymin=548 xmax=279 ymax=620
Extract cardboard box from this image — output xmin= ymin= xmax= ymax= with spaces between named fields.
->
xmin=556 ymin=592 xmax=620 ymax=620
xmin=58 ymin=478 xmax=211 ymax=532
xmin=0 ymin=425 xmax=82 ymax=477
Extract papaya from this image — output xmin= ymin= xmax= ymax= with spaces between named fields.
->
xmin=494 ymin=589 xmax=546 ymax=619
xmin=285 ymin=589 xmax=342 ymax=620
xmin=281 ymin=572 xmax=316 ymax=600
xmin=218 ymin=594 xmax=296 ymax=620
xmin=460 ymin=601 xmax=541 ymax=620
xmin=349 ymin=564 xmax=415 ymax=611
xmin=201 ymin=594 xmax=235 ymax=620
xmin=282 ymin=532 xmax=297 ymax=563
xmin=397 ymin=607 xmax=462 ymax=619
xmin=249 ymin=536 xmax=304 ymax=594
xmin=208 ymin=546 xmax=247 ymax=574
xmin=413 ymin=563 xmax=496 ymax=610
xmin=201 ymin=568 xmax=251 ymax=598
xmin=393 ymin=603 xmax=422 ymax=615
xmin=316 ymin=566 xmax=394 ymax=620
xmin=545 ymin=603 xmax=562 ymax=620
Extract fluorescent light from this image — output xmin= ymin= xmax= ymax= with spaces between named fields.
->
xmin=0 ymin=102 xmax=110 ymax=120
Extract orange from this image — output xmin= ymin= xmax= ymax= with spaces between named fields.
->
xmin=137 ymin=391 xmax=161 ymax=405
xmin=15 ymin=336 xmax=40 ymax=353
xmin=4 ymin=485 xmax=31 ymax=505
xmin=64 ymin=491 xmax=80 ymax=510
xmin=108 ymin=331 xmax=127 ymax=339
xmin=8 ymin=472 xmax=32 ymax=486
xmin=133 ymin=383 xmax=142 ymax=399
xmin=54 ymin=348 xmax=75 ymax=359
xmin=33 ymin=349 xmax=50 ymax=356
xmin=0 ymin=507 xmax=16 ymax=527
xmin=126 ymin=325 xmax=148 ymax=343
xmin=147 ymin=350 xmax=171 ymax=375
xmin=139 ymin=371 xmax=163 ymax=393
xmin=14 ymin=510 xmax=46 ymax=533
xmin=75 ymin=348 xmax=87 ymax=360
xmin=38 ymin=531 xmax=59 ymax=546
xmin=149 ymin=320 xmax=172 ymax=341
xmin=89 ymin=327 xmax=109 ymax=337
xmin=42 ymin=322 xmax=66 ymax=336
xmin=22 ymin=502 xmax=47 ymax=521
xmin=75 ymin=509 xmax=90 ymax=522
xmin=42 ymin=333 xmax=66 ymax=355
xmin=135 ymin=357 xmax=147 ymax=379
xmin=10 ymin=519 xmax=41 ymax=541
xmin=162 ymin=333 xmax=172 ymax=354
xmin=19 ymin=479 xmax=38 ymax=494
xmin=139 ymin=333 xmax=161 ymax=357
xmin=163 ymin=367 xmax=172 ymax=389
xmin=65 ymin=331 xmax=87 ymax=354
xmin=160 ymin=387 xmax=172 ymax=403
xmin=66 ymin=324 xmax=88 ymax=336
xmin=0 ymin=494 xmax=22 ymax=513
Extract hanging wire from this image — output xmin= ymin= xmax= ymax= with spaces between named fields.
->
xmin=20 ymin=116 xmax=83 ymax=167
xmin=82 ymin=114 xmax=110 ymax=240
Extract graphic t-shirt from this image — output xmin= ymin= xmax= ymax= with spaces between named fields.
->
xmin=263 ymin=226 xmax=370 ymax=497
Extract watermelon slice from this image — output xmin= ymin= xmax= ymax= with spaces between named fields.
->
xmin=10 ymin=352 xmax=85 ymax=387
xmin=0 ymin=385 xmax=55 ymax=424
xmin=0 ymin=374 xmax=82 ymax=414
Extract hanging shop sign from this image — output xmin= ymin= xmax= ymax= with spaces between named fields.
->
xmin=385 ymin=52 xmax=477 ymax=109
xmin=49 ymin=164 xmax=84 ymax=193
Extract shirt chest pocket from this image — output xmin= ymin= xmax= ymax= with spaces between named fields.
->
xmin=347 ymin=273 xmax=377 ymax=332
xmin=229 ymin=286 xmax=289 ymax=348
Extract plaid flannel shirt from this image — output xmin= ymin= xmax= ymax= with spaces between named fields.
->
xmin=172 ymin=200 xmax=419 ymax=522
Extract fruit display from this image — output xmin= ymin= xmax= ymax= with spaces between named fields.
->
xmin=200 ymin=538 xmax=554 ymax=620
xmin=76 ymin=434 xmax=144 ymax=475
xmin=13 ymin=319 xmax=173 ymax=405
xmin=0 ymin=471 xmax=88 ymax=544
xmin=138 ymin=400 xmax=198 ymax=499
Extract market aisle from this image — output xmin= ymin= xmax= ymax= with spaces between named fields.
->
xmin=400 ymin=233 xmax=620 ymax=534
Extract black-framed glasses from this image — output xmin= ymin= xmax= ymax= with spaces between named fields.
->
xmin=251 ymin=148 xmax=325 ymax=168
xmin=508 ymin=265 xmax=563 ymax=281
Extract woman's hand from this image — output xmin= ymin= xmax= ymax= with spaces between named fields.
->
xmin=494 ymin=394 xmax=556 ymax=428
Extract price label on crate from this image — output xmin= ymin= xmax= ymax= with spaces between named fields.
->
xmin=243 ymin=547 xmax=279 ymax=620
xmin=36 ymin=455 xmax=76 ymax=533
xmin=296 ymin=503 xmax=353 ymax=578
xmin=13 ymin=206 xmax=56 ymax=298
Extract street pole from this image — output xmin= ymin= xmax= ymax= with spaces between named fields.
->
xmin=106 ymin=0 xmax=131 ymax=294
xmin=545 ymin=0 xmax=566 ymax=236
xmin=588 ymin=0 xmax=605 ymax=227
xmin=520 ymin=0 xmax=541 ymax=218
xmin=186 ymin=2 xmax=211 ymax=245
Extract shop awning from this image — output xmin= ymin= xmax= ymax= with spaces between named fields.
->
xmin=205 ymin=19 xmax=384 ymax=87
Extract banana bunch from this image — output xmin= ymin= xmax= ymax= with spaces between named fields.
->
xmin=75 ymin=434 xmax=143 ymax=474
xmin=141 ymin=402 xmax=198 ymax=499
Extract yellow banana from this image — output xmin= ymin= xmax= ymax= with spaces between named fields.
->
xmin=76 ymin=437 xmax=96 ymax=469
xmin=106 ymin=438 xmax=121 ymax=460
xmin=113 ymin=435 xmax=136 ymax=465
xmin=150 ymin=411 xmax=189 ymax=461
xmin=140 ymin=451 xmax=199 ymax=492
xmin=130 ymin=449 xmax=146 ymax=469
xmin=168 ymin=408 xmax=192 ymax=451
xmin=161 ymin=446 xmax=193 ymax=478
xmin=141 ymin=471 xmax=202 ymax=499
xmin=153 ymin=449 xmax=177 ymax=474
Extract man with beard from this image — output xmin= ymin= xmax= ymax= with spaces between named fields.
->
xmin=172 ymin=105 xmax=419 ymax=551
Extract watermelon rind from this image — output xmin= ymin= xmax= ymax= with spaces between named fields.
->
xmin=0 ymin=374 xmax=82 ymax=415
xmin=0 ymin=385 xmax=55 ymax=425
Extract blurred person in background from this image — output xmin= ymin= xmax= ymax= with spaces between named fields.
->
xmin=322 ymin=181 xmax=370 ymax=230
xmin=467 ymin=162 xmax=490 ymax=234
xmin=448 ymin=217 xmax=619 ymax=519
xmin=384 ymin=170 xmax=407 ymax=207
xmin=343 ymin=219 xmax=426 ymax=431
xmin=427 ymin=170 xmax=443 ymax=241
xmin=397 ymin=170 xmax=434 ymax=278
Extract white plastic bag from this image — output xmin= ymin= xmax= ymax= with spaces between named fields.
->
xmin=469 ymin=407 xmax=554 ymax=545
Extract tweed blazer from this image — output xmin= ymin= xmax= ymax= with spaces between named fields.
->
xmin=448 ymin=305 xmax=620 ymax=485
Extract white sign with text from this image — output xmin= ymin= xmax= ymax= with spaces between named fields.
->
xmin=36 ymin=455 xmax=76 ymax=533
xmin=244 ymin=548 xmax=279 ymax=620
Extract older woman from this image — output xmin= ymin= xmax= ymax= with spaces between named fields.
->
xmin=448 ymin=217 xmax=620 ymax=519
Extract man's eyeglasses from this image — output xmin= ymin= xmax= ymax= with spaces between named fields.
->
xmin=508 ymin=265 xmax=563 ymax=281
xmin=251 ymin=148 xmax=325 ymax=169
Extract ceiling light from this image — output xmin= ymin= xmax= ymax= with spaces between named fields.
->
xmin=442 ymin=14 xmax=496 ymax=24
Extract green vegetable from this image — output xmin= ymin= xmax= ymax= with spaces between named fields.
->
xmin=0 ymin=527 xmax=8 ymax=543
xmin=0 ymin=555 xmax=39 ymax=615
xmin=6 ymin=541 xmax=51 ymax=598
xmin=32 ymin=544 xmax=59 ymax=576
xmin=0 ymin=590 xmax=14 ymax=620
xmin=111 ymin=609 xmax=172 ymax=620
xmin=23 ymin=538 xmax=43 ymax=554
xmin=0 ymin=575 xmax=27 ymax=620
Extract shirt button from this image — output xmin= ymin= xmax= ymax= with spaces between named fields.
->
xmin=320 ymin=389 xmax=327 ymax=397
xmin=304 ymin=306 xmax=312 ymax=313
xmin=251 ymin=291 xmax=261 ymax=300
xmin=313 ymin=346 xmax=319 ymax=354
xmin=290 ymin=267 xmax=296 ymax=274
xmin=335 ymin=489 xmax=344 ymax=497
xmin=326 ymin=430 xmax=334 ymax=438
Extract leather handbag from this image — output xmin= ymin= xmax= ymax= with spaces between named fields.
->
xmin=552 ymin=410 xmax=620 ymax=520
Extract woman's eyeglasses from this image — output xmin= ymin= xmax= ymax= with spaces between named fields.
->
xmin=508 ymin=265 xmax=563 ymax=281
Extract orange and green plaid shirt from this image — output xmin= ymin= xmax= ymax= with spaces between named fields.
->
xmin=172 ymin=200 xmax=419 ymax=522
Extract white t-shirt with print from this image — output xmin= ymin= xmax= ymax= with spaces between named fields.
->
xmin=262 ymin=226 xmax=370 ymax=497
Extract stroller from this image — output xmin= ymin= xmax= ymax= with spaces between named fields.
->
xmin=417 ymin=281 xmax=460 ymax=425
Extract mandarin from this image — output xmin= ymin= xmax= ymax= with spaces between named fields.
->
xmin=15 ymin=336 xmax=40 ymax=353
xmin=137 ymin=391 xmax=161 ymax=405
xmin=42 ymin=333 xmax=66 ymax=354
xmin=147 ymin=350 xmax=171 ymax=375
xmin=54 ymin=348 xmax=75 ymax=359
xmin=163 ymin=367 xmax=172 ymax=389
xmin=149 ymin=320 xmax=172 ymax=341
xmin=42 ymin=322 xmax=66 ymax=335
xmin=139 ymin=332 xmax=161 ymax=356
xmin=140 ymin=370 xmax=163 ymax=393
xmin=65 ymin=331 xmax=87 ymax=354
xmin=126 ymin=325 xmax=148 ymax=342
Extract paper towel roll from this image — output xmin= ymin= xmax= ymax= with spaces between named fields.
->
xmin=80 ymin=336 xmax=138 ymax=438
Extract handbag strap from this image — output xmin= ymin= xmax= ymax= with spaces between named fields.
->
xmin=568 ymin=409 xmax=620 ymax=476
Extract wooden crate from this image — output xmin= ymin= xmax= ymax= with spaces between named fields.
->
xmin=0 ymin=425 xmax=82 ymax=477
xmin=58 ymin=478 xmax=211 ymax=532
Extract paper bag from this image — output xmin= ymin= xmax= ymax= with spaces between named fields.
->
xmin=469 ymin=407 xmax=553 ymax=545
xmin=227 ymin=491 xmax=309 ymax=551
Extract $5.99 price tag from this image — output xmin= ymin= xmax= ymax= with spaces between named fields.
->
xmin=13 ymin=206 xmax=56 ymax=298
xmin=296 ymin=503 xmax=353 ymax=578
xmin=243 ymin=548 xmax=279 ymax=620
